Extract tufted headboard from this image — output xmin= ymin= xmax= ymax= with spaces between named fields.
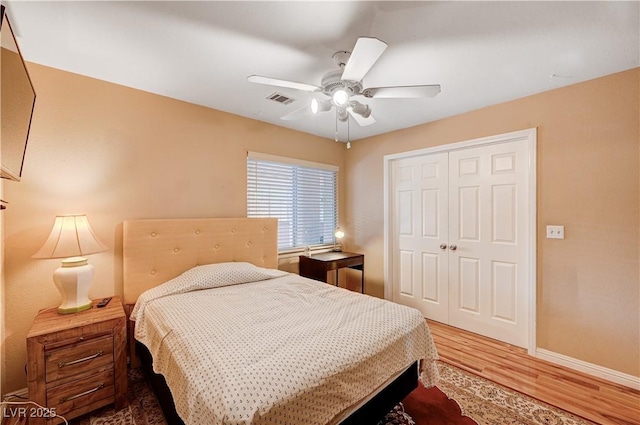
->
xmin=122 ymin=217 xmax=279 ymax=305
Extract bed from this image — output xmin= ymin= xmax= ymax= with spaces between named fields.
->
xmin=123 ymin=217 xmax=439 ymax=425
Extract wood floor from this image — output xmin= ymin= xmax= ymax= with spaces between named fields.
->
xmin=428 ymin=320 xmax=640 ymax=425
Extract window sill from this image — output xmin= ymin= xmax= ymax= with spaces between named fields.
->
xmin=278 ymin=245 xmax=337 ymax=260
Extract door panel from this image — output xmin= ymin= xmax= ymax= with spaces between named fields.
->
xmin=492 ymin=184 xmax=517 ymax=243
xmin=458 ymin=186 xmax=480 ymax=241
xmin=448 ymin=140 xmax=530 ymax=347
xmin=421 ymin=189 xmax=439 ymax=237
xmin=399 ymin=250 xmax=414 ymax=296
xmin=458 ymin=256 xmax=480 ymax=313
xmin=421 ymin=252 xmax=440 ymax=301
xmin=492 ymin=261 xmax=517 ymax=322
xmin=398 ymin=190 xmax=413 ymax=235
xmin=392 ymin=153 xmax=449 ymax=323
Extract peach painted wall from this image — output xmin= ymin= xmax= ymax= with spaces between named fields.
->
xmin=2 ymin=62 xmax=637 ymax=392
xmin=343 ymin=68 xmax=639 ymax=377
xmin=1 ymin=63 xmax=346 ymax=392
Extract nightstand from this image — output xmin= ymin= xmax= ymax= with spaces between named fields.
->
xmin=26 ymin=297 xmax=127 ymax=424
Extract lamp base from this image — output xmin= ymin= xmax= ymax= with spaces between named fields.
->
xmin=53 ymin=257 xmax=95 ymax=315
xmin=57 ymin=302 xmax=92 ymax=314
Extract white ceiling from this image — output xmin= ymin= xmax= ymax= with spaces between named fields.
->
xmin=5 ymin=1 xmax=640 ymax=141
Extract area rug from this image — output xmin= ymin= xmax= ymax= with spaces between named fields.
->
xmin=403 ymin=362 xmax=598 ymax=425
xmin=71 ymin=363 xmax=596 ymax=425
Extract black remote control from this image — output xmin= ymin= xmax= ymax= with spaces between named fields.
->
xmin=97 ymin=297 xmax=112 ymax=308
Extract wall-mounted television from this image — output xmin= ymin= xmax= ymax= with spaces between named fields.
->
xmin=1 ymin=4 xmax=36 ymax=181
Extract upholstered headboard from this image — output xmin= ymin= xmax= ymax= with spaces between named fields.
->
xmin=122 ymin=217 xmax=278 ymax=305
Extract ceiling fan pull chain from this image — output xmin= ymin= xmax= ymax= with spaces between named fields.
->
xmin=346 ymin=115 xmax=351 ymax=149
xmin=335 ymin=109 xmax=339 ymax=142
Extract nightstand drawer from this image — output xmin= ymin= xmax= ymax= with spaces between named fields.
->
xmin=45 ymin=334 xmax=114 ymax=382
xmin=46 ymin=369 xmax=115 ymax=417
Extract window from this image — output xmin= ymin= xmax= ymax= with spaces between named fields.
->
xmin=247 ymin=152 xmax=338 ymax=252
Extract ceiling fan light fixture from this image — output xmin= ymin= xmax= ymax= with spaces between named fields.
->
xmin=311 ymin=98 xmax=332 ymax=114
xmin=332 ymin=89 xmax=349 ymax=107
xmin=349 ymin=100 xmax=371 ymax=118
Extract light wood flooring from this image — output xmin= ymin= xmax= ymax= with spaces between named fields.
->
xmin=427 ymin=320 xmax=640 ymax=425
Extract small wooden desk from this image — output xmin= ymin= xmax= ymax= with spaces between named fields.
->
xmin=299 ymin=252 xmax=365 ymax=293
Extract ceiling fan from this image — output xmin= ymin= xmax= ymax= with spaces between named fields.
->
xmin=247 ymin=37 xmax=441 ymax=128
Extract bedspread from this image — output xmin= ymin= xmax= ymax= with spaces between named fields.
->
xmin=132 ymin=264 xmax=438 ymax=425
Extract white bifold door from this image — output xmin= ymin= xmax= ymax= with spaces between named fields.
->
xmin=390 ymin=137 xmax=532 ymax=348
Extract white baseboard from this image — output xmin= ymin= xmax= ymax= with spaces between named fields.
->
xmin=536 ymin=348 xmax=640 ymax=390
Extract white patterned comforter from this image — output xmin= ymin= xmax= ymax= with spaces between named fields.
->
xmin=131 ymin=262 xmax=439 ymax=425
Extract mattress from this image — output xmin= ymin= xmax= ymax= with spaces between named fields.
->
xmin=131 ymin=262 xmax=439 ymax=425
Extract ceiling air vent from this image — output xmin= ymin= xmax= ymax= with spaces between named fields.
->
xmin=267 ymin=92 xmax=294 ymax=105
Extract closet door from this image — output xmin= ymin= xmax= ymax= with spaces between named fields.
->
xmin=448 ymin=140 xmax=530 ymax=348
xmin=390 ymin=137 xmax=531 ymax=348
xmin=391 ymin=153 xmax=449 ymax=323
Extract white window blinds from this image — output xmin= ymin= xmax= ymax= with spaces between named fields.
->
xmin=247 ymin=153 xmax=338 ymax=252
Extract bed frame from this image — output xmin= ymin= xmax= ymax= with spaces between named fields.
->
xmin=123 ymin=217 xmax=418 ymax=424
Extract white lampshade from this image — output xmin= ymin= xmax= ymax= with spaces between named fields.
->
xmin=33 ymin=215 xmax=107 ymax=259
xmin=33 ymin=215 xmax=107 ymax=314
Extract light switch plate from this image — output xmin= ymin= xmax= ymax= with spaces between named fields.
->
xmin=546 ymin=225 xmax=565 ymax=239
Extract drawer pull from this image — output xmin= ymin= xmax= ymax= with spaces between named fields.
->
xmin=60 ymin=383 xmax=104 ymax=403
xmin=58 ymin=351 xmax=103 ymax=368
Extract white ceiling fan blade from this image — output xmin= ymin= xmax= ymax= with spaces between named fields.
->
xmin=247 ymin=75 xmax=321 ymax=92
xmin=281 ymin=104 xmax=312 ymax=121
xmin=364 ymin=85 xmax=441 ymax=98
xmin=341 ymin=37 xmax=388 ymax=83
xmin=347 ymin=108 xmax=376 ymax=126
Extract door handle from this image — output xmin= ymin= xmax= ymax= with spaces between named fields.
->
xmin=439 ymin=243 xmax=447 ymax=250
xmin=449 ymin=244 xmax=457 ymax=251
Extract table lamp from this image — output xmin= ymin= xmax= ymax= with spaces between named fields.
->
xmin=32 ymin=214 xmax=107 ymax=314
xmin=333 ymin=228 xmax=345 ymax=252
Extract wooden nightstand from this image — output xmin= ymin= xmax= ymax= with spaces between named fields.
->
xmin=26 ymin=297 xmax=127 ymax=424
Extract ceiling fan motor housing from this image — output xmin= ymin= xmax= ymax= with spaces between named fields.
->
xmin=321 ymin=69 xmax=363 ymax=98
xmin=331 ymin=51 xmax=351 ymax=68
